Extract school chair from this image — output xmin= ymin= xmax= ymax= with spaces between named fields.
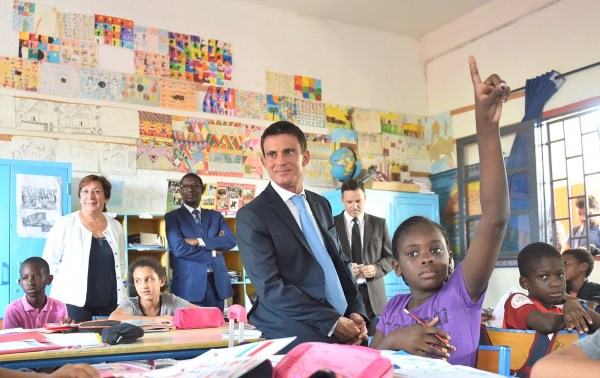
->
xmin=479 ymin=326 xmax=585 ymax=377
xmin=476 ymin=345 xmax=511 ymax=377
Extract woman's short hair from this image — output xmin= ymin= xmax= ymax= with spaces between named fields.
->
xmin=78 ymin=175 xmax=112 ymax=200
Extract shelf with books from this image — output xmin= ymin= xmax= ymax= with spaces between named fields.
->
xmin=223 ymin=217 xmax=254 ymax=310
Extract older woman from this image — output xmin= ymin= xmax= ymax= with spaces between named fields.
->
xmin=42 ymin=175 xmax=127 ymax=322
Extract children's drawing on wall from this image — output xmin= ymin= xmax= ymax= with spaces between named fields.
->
xmin=352 ymin=108 xmax=380 ymax=133
xmin=357 ymin=132 xmax=382 ymax=155
xmin=293 ymin=98 xmax=326 ymax=128
xmin=426 ymin=112 xmax=455 ymax=174
xmin=99 ymin=143 xmax=136 ymax=175
xmin=16 ymin=173 xmax=62 ymax=237
xmin=380 ymin=112 xmax=404 ymax=135
xmin=331 ymin=128 xmax=358 ymax=151
xmin=325 ymin=104 xmax=353 ymax=130
xmin=0 ymin=57 xmax=40 ymax=92
xmin=40 ymin=63 xmax=82 ymax=97
xmin=294 ymin=74 xmax=321 ymax=101
xmin=56 ymin=139 xmax=99 ymax=172
xmin=11 ymin=135 xmax=57 ymax=161
xmin=265 ymin=71 xmax=295 ymax=98
xmin=57 ymin=12 xmax=95 ymax=41
xmin=15 ymin=98 xmax=102 ymax=135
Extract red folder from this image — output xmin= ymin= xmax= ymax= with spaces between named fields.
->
xmin=0 ymin=331 xmax=63 ymax=354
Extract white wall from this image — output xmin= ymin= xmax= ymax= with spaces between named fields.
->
xmin=422 ymin=0 xmax=600 ymax=306
xmin=0 ymin=0 xmax=426 ymax=212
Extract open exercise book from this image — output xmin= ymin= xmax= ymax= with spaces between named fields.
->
xmin=92 ymin=337 xmax=295 ymax=378
xmin=380 ymin=351 xmax=503 ymax=377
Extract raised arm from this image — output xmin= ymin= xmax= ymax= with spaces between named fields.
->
xmin=462 ymin=56 xmax=510 ymax=299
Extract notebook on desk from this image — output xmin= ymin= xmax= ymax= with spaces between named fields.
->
xmin=0 ymin=331 xmax=63 ymax=354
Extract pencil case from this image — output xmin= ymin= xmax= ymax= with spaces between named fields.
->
xmin=273 ymin=342 xmax=393 ymax=378
xmin=173 ymin=307 xmax=225 ymax=329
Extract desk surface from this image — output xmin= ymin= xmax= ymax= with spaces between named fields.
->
xmin=0 ymin=328 xmax=261 ymax=369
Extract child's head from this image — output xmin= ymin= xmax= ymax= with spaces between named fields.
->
xmin=19 ymin=257 xmax=52 ymax=299
xmin=562 ymin=247 xmax=594 ymax=282
xmin=517 ymin=242 xmax=565 ymax=307
xmin=129 ymin=258 xmax=167 ymax=300
xmin=391 ymin=216 xmax=453 ymax=291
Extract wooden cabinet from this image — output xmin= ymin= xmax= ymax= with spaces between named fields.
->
xmin=117 ymin=213 xmax=170 ymax=294
xmin=323 ymin=189 xmax=440 ymax=299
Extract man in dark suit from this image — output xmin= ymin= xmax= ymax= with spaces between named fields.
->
xmin=165 ymin=173 xmax=236 ymax=311
xmin=236 ymin=121 xmax=368 ymax=351
xmin=333 ymin=178 xmax=393 ymax=334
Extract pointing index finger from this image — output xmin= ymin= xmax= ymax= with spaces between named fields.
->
xmin=469 ymin=55 xmax=481 ymax=86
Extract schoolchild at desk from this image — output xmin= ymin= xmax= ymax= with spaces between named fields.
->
xmin=109 ymin=258 xmax=197 ymax=322
xmin=563 ymin=247 xmax=600 ymax=312
xmin=503 ymin=242 xmax=600 ymax=334
xmin=3 ymin=257 xmax=73 ymax=329
xmin=370 ymin=55 xmax=510 ymax=367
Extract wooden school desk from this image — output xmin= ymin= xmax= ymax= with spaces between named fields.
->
xmin=0 ymin=328 xmax=262 ymax=370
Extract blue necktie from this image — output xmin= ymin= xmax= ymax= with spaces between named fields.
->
xmin=192 ymin=209 xmax=202 ymax=227
xmin=290 ymin=195 xmax=347 ymax=315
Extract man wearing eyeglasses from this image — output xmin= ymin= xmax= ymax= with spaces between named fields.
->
xmin=165 ymin=173 xmax=236 ymax=311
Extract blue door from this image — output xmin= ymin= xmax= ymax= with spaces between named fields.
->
xmin=0 ymin=159 xmax=71 ymax=316
xmin=0 ymin=164 xmax=10 ymax=315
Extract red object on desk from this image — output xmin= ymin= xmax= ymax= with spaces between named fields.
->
xmin=0 ymin=331 xmax=63 ymax=354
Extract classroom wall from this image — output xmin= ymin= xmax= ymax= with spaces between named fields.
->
xmin=0 ymin=0 xmax=426 ymax=212
xmin=422 ymin=0 xmax=600 ymax=306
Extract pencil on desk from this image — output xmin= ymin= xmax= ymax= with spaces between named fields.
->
xmin=403 ymin=308 xmax=450 ymax=347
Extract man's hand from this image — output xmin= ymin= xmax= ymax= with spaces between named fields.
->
xmin=351 ymin=263 xmax=363 ymax=278
xmin=333 ymin=316 xmax=361 ymax=343
xmin=184 ymin=238 xmax=199 ymax=246
xmin=360 ymin=265 xmax=376 ymax=279
xmin=348 ymin=312 xmax=368 ymax=344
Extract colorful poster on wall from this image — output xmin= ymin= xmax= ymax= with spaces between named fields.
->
xmin=168 ymin=32 xmax=201 ymax=81
xmin=60 ymin=38 xmax=98 ymax=67
xmin=134 ymin=50 xmax=170 ymax=78
xmin=266 ymin=95 xmax=295 ymax=122
xmin=242 ymin=124 xmax=265 ymax=179
xmin=138 ymin=111 xmax=173 ymax=142
xmin=331 ymin=128 xmax=358 ymax=151
xmin=203 ymin=86 xmax=236 ymax=116
xmin=159 ymin=78 xmax=197 ymax=111
xmin=57 ymin=12 xmax=95 ymax=40
xmin=119 ymin=74 xmax=160 ymax=107
xmin=94 ymin=14 xmax=134 ymax=49
xmin=380 ymin=112 xmax=404 ymax=135
xmin=0 ymin=57 xmax=40 ymax=92
xmin=18 ymin=32 xmax=61 ymax=63
xmin=426 ymin=112 xmax=456 ymax=174
xmin=325 ymin=104 xmax=353 ymax=130
xmin=134 ymin=25 xmax=169 ymax=54
xmin=305 ymin=132 xmax=333 ymax=160
xmin=136 ymin=138 xmax=177 ymax=171
xmin=266 ymin=71 xmax=295 ymax=97
xmin=201 ymin=40 xmax=232 ymax=85
xmin=294 ymin=75 xmax=321 ymax=101
xmin=171 ymin=116 xmax=209 ymax=174
xmin=80 ymin=68 xmax=122 ymax=102
xmin=40 ymin=63 xmax=82 ymax=98
xmin=293 ymin=99 xmax=326 ymax=128
xmin=12 ymin=0 xmax=35 ymax=32
xmin=215 ymin=182 xmax=255 ymax=215
xmin=235 ymin=90 xmax=268 ymax=120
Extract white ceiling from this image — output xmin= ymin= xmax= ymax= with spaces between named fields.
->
xmin=235 ymin=0 xmax=495 ymax=39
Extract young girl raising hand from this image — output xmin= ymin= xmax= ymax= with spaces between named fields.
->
xmin=370 ymin=56 xmax=510 ymax=367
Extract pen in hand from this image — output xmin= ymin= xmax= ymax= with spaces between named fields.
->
xmin=403 ymin=307 xmax=451 ymax=347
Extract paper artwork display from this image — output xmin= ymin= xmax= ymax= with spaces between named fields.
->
xmin=325 ymin=104 xmax=353 ymax=130
xmin=0 ymin=95 xmax=16 ymax=130
xmin=119 ymin=74 xmax=160 ymax=107
xmin=303 ymin=158 xmax=334 ymax=188
xmin=331 ymin=128 xmax=358 ymax=151
xmin=60 ymin=38 xmax=98 ymax=67
xmin=204 ymin=121 xmax=246 ymax=177
xmin=403 ymin=114 xmax=427 ymax=138
xmin=357 ymin=132 xmax=382 ymax=155
xmin=171 ymin=116 xmax=208 ymax=174
xmin=55 ymin=139 xmax=99 ymax=172
xmin=80 ymin=68 xmax=122 ymax=102
xmin=134 ymin=25 xmax=169 ymax=54
xmin=16 ymin=174 xmax=62 ymax=238
xmin=426 ymin=112 xmax=456 ymax=174
xmin=242 ymin=124 xmax=265 ymax=179
xmin=159 ymin=78 xmax=197 ymax=111
xmin=94 ymin=14 xmax=134 ymax=49
xmin=380 ymin=112 xmax=404 ymax=135
xmin=11 ymin=135 xmax=57 ymax=162
xmin=266 ymin=71 xmax=295 ymax=97
xmin=305 ymin=132 xmax=333 ymax=160
xmin=29 ymin=2 xmax=57 ymax=35
xmin=98 ymin=142 xmax=137 ymax=176
xmin=404 ymin=136 xmax=431 ymax=174
xmin=235 ymin=90 xmax=268 ymax=120
xmin=57 ymin=13 xmax=95 ymax=40
xmin=201 ymin=39 xmax=233 ymax=85
xmin=0 ymin=57 xmax=40 ymax=92
xmin=15 ymin=98 xmax=101 ymax=135
xmin=266 ymin=95 xmax=295 ymax=122
xmin=39 ymin=63 xmax=82 ymax=98
xmin=134 ymin=50 xmax=170 ymax=78
xmin=382 ymin=133 xmax=405 ymax=162
xmin=215 ymin=182 xmax=255 ymax=215
xmin=12 ymin=0 xmax=35 ymax=32
xmin=168 ymin=32 xmax=202 ymax=81
xmin=294 ymin=75 xmax=322 ymax=101
xmin=136 ymin=138 xmax=177 ymax=171
xmin=352 ymin=108 xmax=380 ymax=132
xmin=361 ymin=152 xmax=386 ymax=178
xmin=293 ymin=99 xmax=326 ymax=128
xmin=166 ymin=179 xmax=183 ymax=212
xmin=18 ymin=32 xmax=60 ymax=63
xmin=98 ymin=107 xmax=140 ymax=140
xmin=138 ymin=111 xmax=173 ymax=143
xmin=203 ymin=86 xmax=236 ymax=116
xmin=200 ymin=183 xmax=217 ymax=209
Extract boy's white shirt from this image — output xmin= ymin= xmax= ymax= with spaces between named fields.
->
xmin=486 ymin=285 xmax=526 ymax=328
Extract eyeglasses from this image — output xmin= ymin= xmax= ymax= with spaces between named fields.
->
xmin=180 ymin=184 xmax=202 ymax=191
xmin=80 ymin=189 xmax=104 ymax=196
